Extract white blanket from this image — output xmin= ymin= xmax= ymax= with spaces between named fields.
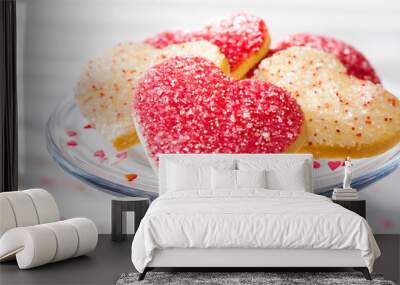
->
xmin=131 ymin=190 xmax=380 ymax=272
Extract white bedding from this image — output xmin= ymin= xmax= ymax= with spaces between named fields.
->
xmin=131 ymin=190 xmax=380 ymax=273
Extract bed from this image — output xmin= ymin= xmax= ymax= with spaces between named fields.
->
xmin=131 ymin=154 xmax=380 ymax=280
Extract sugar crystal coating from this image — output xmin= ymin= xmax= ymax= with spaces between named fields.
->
xmin=144 ymin=30 xmax=186 ymax=49
xmin=270 ymin=34 xmax=380 ymax=83
xmin=144 ymin=13 xmax=268 ymax=73
xmin=133 ymin=56 xmax=304 ymax=165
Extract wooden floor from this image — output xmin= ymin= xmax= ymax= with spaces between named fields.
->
xmin=0 ymin=235 xmax=399 ymax=285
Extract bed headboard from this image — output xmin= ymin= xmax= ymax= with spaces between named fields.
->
xmin=159 ymin=154 xmax=313 ymax=195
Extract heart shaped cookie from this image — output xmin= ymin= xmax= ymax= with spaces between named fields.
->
xmin=133 ymin=56 xmax=305 ymax=169
xmin=269 ymin=34 xmax=380 ymax=83
xmin=75 ymin=41 xmax=229 ymax=151
xmin=254 ymin=47 xmax=400 ymax=158
xmin=144 ymin=13 xmax=270 ymax=79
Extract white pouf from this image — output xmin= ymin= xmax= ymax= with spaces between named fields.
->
xmin=0 ymin=189 xmax=98 ymax=269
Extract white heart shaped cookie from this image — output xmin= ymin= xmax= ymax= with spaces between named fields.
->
xmin=254 ymin=47 xmax=400 ymax=158
xmin=75 ymin=41 xmax=229 ymax=151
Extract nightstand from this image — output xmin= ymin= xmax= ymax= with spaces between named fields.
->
xmin=332 ymin=199 xmax=366 ymax=218
xmin=111 ymin=197 xmax=150 ymax=242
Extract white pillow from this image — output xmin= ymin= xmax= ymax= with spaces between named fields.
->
xmin=236 ymin=169 xmax=267 ymax=189
xmin=211 ymin=169 xmax=268 ymax=190
xmin=167 ymin=162 xmax=211 ymax=191
xmin=211 ymin=168 xmax=236 ymax=190
xmin=238 ymin=159 xmax=309 ymax=192
xmin=266 ymin=167 xmax=307 ymax=192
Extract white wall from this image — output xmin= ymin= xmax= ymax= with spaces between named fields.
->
xmin=17 ymin=0 xmax=400 ymax=233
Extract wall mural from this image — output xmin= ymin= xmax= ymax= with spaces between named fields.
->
xmin=18 ymin=0 xmax=400 ymax=234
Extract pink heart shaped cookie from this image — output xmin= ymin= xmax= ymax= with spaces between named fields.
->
xmin=133 ymin=57 xmax=305 ymax=169
xmin=144 ymin=13 xmax=271 ymax=79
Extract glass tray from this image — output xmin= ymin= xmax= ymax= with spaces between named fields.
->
xmin=46 ymin=97 xmax=400 ymax=199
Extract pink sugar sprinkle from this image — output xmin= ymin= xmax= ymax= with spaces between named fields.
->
xmin=116 ymin=151 xmax=128 ymax=160
xmin=145 ymin=13 xmax=268 ymax=71
xmin=270 ymin=34 xmax=380 ymax=83
xmin=39 ymin=176 xmax=54 ymax=186
xmin=94 ymin=150 xmax=106 ymax=159
xmin=134 ymin=56 xmax=304 ymax=164
xmin=67 ymin=130 xmax=77 ymax=137
xmin=380 ymin=219 xmax=394 ymax=229
xmin=67 ymin=140 xmax=77 ymax=147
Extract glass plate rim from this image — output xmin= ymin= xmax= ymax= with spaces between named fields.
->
xmin=46 ymin=97 xmax=400 ymax=198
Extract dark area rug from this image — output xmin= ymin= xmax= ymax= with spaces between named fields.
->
xmin=116 ymin=272 xmax=396 ymax=285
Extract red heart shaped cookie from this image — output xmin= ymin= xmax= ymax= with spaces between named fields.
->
xmin=144 ymin=13 xmax=270 ymax=79
xmin=133 ymin=57 xmax=305 ymax=169
xmin=269 ymin=34 xmax=380 ymax=83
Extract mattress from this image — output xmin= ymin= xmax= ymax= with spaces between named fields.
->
xmin=148 ymin=248 xmax=365 ymax=267
xmin=131 ymin=190 xmax=380 ymax=272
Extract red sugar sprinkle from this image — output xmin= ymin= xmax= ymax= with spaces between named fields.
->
xmin=134 ymin=56 xmax=304 ymax=164
xmin=125 ymin=173 xmax=138 ymax=182
xmin=83 ymin=123 xmax=93 ymax=129
xmin=67 ymin=140 xmax=77 ymax=147
xmin=270 ymin=34 xmax=380 ymax=83
xmin=313 ymin=161 xmax=321 ymax=169
xmin=67 ymin=130 xmax=77 ymax=137
xmin=144 ymin=13 xmax=268 ymax=71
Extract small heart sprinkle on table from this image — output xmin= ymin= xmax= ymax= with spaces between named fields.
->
xmin=313 ymin=161 xmax=321 ymax=169
xmin=116 ymin=152 xmax=128 ymax=160
xmin=83 ymin=123 xmax=94 ymax=129
xmin=125 ymin=173 xmax=138 ymax=182
xmin=67 ymin=140 xmax=78 ymax=147
xmin=67 ymin=130 xmax=77 ymax=137
xmin=94 ymin=150 xmax=106 ymax=159
xmin=328 ymin=161 xmax=342 ymax=171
